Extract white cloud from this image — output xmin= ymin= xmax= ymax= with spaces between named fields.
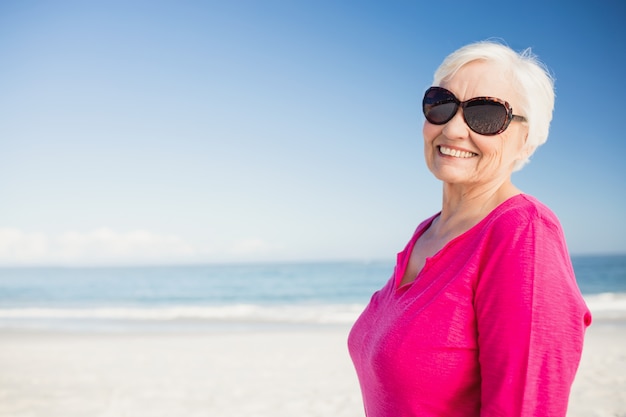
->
xmin=0 ymin=228 xmax=280 ymax=266
xmin=0 ymin=227 xmax=198 ymax=266
xmin=0 ymin=228 xmax=49 ymax=263
xmin=228 ymin=237 xmax=275 ymax=256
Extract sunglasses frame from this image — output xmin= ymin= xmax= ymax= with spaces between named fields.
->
xmin=423 ymin=86 xmax=527 ymax=136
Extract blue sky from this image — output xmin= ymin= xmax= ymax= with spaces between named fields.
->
xmin=1 ymin=0 xmax=625 ymax=266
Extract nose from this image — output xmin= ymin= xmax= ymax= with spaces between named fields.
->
xmin=441 ymin=108 xmax=470 ymax=139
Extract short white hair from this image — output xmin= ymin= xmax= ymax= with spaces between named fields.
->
xmin=432 ymin=40 xmax=555 ymax=171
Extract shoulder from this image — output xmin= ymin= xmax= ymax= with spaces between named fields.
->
xmin=472 ymin=194 xmax=571 ymax=261
xmin=482 ymin=194 xmax=564 ymax=237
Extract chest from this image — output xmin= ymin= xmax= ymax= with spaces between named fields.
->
xmin=348 ymin=259 xmax=481 ymax=409
xmin=399 ymin=232 xmax=448 ymax=287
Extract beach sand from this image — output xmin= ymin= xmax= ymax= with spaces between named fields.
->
xmin=0 ymin=322 xmax=624 ymax=417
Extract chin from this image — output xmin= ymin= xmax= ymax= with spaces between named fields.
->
xmin=428 ymin=164 xmax=473 ymax=184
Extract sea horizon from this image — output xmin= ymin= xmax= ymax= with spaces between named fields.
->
xmin=1 ymin=254 xmax=624 ymax=332
xmin=1 ymin=251 xmax=625 ymax=269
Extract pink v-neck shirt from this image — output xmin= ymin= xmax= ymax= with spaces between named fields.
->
xmin=348 ymin=195 xmax=591 ymax=416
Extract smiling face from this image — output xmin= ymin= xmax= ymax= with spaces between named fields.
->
xmin=423 ymin=60 xmax=529 ymax=191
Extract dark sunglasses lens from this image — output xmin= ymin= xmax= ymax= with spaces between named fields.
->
xmin=464 ymin=100 xmax=508 ymax=135
xmin=424 ymin=102 xmax=457 ymax=124
xmin=423 ymin=88 xmax=457 ymax=124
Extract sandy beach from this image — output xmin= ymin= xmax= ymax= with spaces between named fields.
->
xmin=0 ymin=321 xmax=624 ymax=417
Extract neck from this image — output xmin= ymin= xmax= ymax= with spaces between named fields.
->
xmin=434 ymin=180 xmax=521 ymax=238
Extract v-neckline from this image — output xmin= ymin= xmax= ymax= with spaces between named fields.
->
xmin=395 ymin=194 xmax=527 ymax=291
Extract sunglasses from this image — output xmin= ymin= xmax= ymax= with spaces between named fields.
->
xmin=422 ymin=86 xmax=527 ymax=136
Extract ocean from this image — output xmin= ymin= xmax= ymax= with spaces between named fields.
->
xmin=0 ymin=255 xmax=624 ymax=332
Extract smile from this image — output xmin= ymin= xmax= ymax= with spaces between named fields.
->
xmin=438 ymin=146 xmax=478 ymax=159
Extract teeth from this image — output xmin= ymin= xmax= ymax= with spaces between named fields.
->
xmin=439 ymin=146 xmax=477 ymax=158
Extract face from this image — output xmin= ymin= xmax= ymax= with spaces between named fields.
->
xmin=423 ymin=61 xmax=529 ymax=189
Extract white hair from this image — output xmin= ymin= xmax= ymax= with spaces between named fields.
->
xmin=432 ymin=40 xmax=555 ymax=171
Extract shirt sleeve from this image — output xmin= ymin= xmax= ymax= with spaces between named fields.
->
xmin=474 ymin=207 xmax=591 ymax=417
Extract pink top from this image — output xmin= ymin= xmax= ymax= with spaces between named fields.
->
xmin=348 ymin=195 xmax=591 ymax=417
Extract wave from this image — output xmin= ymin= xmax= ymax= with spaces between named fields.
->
xmin=0 ymin=303 xmax=367 ymax=325
xmin=1 ymin=292 xmax=624 ymax=330
xmin=583 ymin=292 xmax=626 ymax=320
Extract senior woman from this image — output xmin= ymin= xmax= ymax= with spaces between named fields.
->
xmin=348 ymin=41 xmax=591 ymax=417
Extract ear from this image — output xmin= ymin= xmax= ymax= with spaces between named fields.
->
xmin=520 ymin=132 xmax=534 ymax=160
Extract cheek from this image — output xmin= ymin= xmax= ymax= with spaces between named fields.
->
xmin=422 ymin=122 xmax=440 ymax=144
xmin=502 ymin=131 xmax=527 ymax=159
xmin=422 ymin=123 xmax=442 ymax=169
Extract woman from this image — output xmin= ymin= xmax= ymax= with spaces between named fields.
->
xmin=348 ymin=41 xmax=591 ymax=416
